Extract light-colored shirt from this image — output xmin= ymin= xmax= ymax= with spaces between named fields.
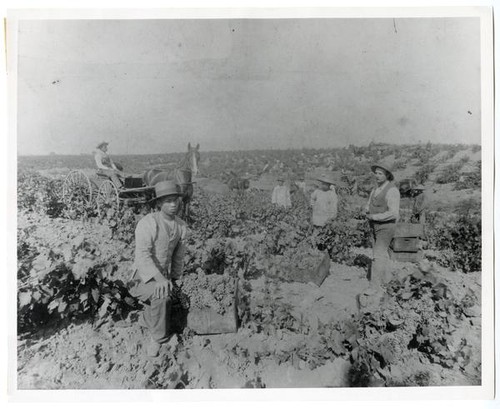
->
xmin=310 ymin=188 xmax=338 ymax=227
xmin=94 ymin=149 xmax=115 ymax=170
xmin=132 ymin=212 xmax=188 ymax=283
xmin=365 ymin=181 xmax=400 ymax=222
xmin=271 ymin=185 xmax=291 ymax=208
xmin=295 ymin=181 xmax=306 ymax=192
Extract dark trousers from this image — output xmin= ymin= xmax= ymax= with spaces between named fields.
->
xmin=369 ymin=221 xmax=396 ymax=289
xmin=130 ymin=280 xmax=171 ymax=344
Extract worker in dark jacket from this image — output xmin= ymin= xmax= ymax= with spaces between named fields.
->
xmin=409 ymin=185 xmax=427 ymax=224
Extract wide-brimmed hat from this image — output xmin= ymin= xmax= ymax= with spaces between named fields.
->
xmin=316 ymin=173 xmax=336 ymax=185
xmin=276 ymin=175 xmax=285 ymax=181
xmin=150 ymin=180 xmax=182 ymax=203
xmin=412 ymin=184 xmax=426 ymax=191
xmin=371 ymin=163 xmax=394 ymax=181
xmin=96 ymin=141 xmax=109 ymax=149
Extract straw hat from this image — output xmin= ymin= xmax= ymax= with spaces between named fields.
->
xmin=96 ymin=141 xmax=109 ymax=149
xmin=316 ymin=173 xmax=336 ymax=185
xmin=371 ymin=163 xmax=394 ymax=181
xmin=150 ymin=180 xmax=182 ymax=203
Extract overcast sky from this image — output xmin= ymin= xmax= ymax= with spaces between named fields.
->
xmin=16 ymin=17 xmax=481 ymax=155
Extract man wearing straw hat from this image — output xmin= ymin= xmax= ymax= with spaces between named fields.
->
xmin=94 ymin=141 xmax=125 ymax=187
xmin=362 ymin=162 xmax=400 ymax=294
xmin=310 ymin=173 xmax=338 ymax=227
xmin=129 ymin=181 xmax=189 ymax=357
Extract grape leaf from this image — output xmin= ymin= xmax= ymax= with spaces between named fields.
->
xmin=98 ymin=298 xmax=111 ymax=317
xmin=19 ymin=291 xmax=32 ymax=307
xmin=57 ymin=300 xmax=68 ymax=313
xmin=47 ymin=300 xmax=59 ymax=311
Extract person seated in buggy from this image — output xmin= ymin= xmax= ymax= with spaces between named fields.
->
xmin=94 ymin=141 xmax=126 ymax=187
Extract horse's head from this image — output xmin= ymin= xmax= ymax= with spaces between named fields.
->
xmin=186 ymin=143 xmax=200 ymax=178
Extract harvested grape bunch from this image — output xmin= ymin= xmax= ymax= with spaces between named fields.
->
xmin=176 ymin=270 xmax=236 ymax=315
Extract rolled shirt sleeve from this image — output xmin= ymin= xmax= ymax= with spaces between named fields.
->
xmin=370 ymin=187 xmax=400 ymax=222
xmin=271 ymin=187 xmax=278 ymax=204
xmin=331 ymin=190 xmax=338 ymax=219
xmin=364 ymin=190 xmax=374 ymax=213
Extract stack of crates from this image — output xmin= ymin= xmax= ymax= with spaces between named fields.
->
xmin=389 ymin=223 xmax=424 ymax=262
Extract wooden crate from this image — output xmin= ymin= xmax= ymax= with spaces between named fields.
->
xmin=394 ymin=223 xmax=424 ymax=238
xmin=287 ymin=252 xmax=331 ymax=287
xmin=391 ymin=237 xmax=419 ymax=253
xmin=186 ymin=278 xmax=239 ymax=335
xmin=187 ymin=302 xmax=238 ymax=335
xmin=389 ymin=249 xmax=423 ymax=262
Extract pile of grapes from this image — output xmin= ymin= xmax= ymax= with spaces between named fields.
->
xmin=174 ymin=270 xmax=236 ymax=315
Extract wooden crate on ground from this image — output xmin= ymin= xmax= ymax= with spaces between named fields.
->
xmin=393 ymin=223 xmax=424 ymax=238
xmin=186 ymin=278 xmax=239 ymax=335
xmin=280 ymin=252 xmax=331 ymax=287
xmin=390 ymin=223 xmax=424 ymax=260
xmin=389 ymin=249 xmax=424 ymax=262
xmin=187 ymin=302 xmax=238 ymax=335
xmin=392 ymin=237 xmax=419 ymax=253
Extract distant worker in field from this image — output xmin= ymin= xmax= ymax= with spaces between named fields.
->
xmin=363 ymin=163 xmax=400 ymax=293
xmin=94 ymin=141 xmax=125 ymax=187
xmin=310 ymin=174 xmax=338 ymax=227
xmin=294 ymin=174 xmax=306 ymax=193
xmin=129 ymin=181 xmax=188 ymax=357
xmin=271 ymin=176 xmax=292 ymax=208
xmin=409 ymin=185 xmax=427 ymax=224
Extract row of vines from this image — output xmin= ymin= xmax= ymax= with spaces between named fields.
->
xmin=17 ymin=164 xmax=482 ymax=387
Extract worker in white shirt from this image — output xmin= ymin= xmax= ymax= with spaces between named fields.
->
xmin=310 ymin=174 xmax=338 ymax=227
xmin=271 ymin=176 xmax=292 ymax=208
xmin=94 ymin=141 xmax=125 ymax=187
xmin=363 ymin=163 xmax=400 ymax=292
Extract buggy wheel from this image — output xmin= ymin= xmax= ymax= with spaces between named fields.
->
xmin=96 ymin=180 xmax=120 ymax=217
xmin=62 ymin=170 xmax=93 ymax=204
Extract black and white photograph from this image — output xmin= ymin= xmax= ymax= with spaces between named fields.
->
xmin=7 ymin=6 xmax=494 ymax=401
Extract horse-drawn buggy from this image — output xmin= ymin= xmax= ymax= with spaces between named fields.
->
xmin=61 ymin=170 xmax=155 ymax=216
xmin=61 ymin=143 xmax=200 ymax=218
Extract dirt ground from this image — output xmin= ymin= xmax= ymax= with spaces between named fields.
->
xmin=17 ymin=212 xmax=481 ymax=389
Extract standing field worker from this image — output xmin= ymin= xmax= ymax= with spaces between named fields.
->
xmin=94 ymin=141 xmax=125 ymax=187
xmin=310 ymin=174 xmax=338 ymax=227
xmin=294 ymin=174 xmax=307 ymax=194
xmin=409 ymin=184 xmax=427 ymax=224
xmin=129 ymin=181 xmax=189 ymax=357
xmin=363 ymin=163 xmax=400 ymax=293
xmin=271 ymin=175 xmax=292 ymax=208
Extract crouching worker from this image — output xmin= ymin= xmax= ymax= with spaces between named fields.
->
xmin=129 ymin=181 xmax=188 ymax=357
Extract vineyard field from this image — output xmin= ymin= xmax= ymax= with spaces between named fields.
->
xmin=16 ymin=143 xmax=484 ymax=389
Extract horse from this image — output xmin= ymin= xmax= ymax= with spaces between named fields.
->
xmin=223 ymin=171 xmax=251 ymax=193
xmin=143 ymin=143 xmax=200 ymax=220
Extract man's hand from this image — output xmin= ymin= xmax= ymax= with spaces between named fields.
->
xmin=153 ymin=277 xmax=172 ymax=300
